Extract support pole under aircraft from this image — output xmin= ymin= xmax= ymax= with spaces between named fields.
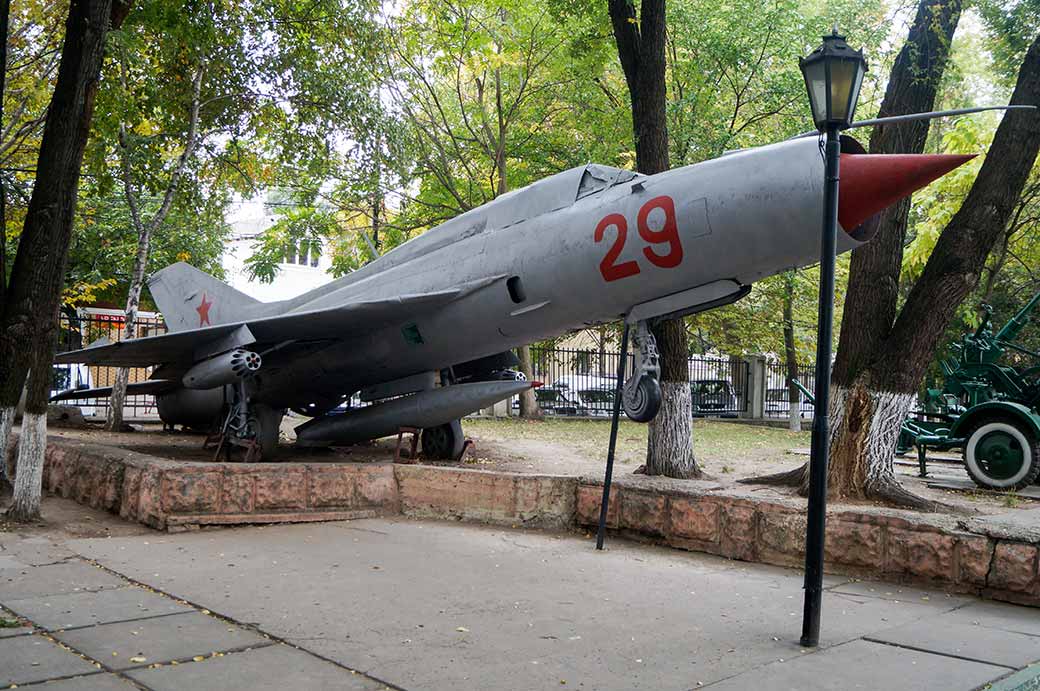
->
xmin=596 ymin=322 xmax=631 ymax=550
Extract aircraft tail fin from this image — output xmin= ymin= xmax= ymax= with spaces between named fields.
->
xmin=148 ymin=262 xmax=260 ymax=332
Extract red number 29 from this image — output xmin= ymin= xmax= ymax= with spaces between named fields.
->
xmin=594 ymin=195 xmax=683 ymax=282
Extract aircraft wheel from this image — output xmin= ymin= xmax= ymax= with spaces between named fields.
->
xmin=624 ymin=374 xmax=662 ymax=423
xmin=422 ymin=419 xmax=465 ymax=460
xmin=250 ymin=405 xmax=284 ymax=460
xmin=963 ymin=418 xmax=1040 ymax=491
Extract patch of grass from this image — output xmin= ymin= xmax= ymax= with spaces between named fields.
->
xmin=1002 ymin=491 xmax=1022 ymax=508
xmin=464 ymin=417 xmax=810 ymax=466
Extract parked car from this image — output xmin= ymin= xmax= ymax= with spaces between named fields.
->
xmin=691 ymin=379 xmax=739 ymax=417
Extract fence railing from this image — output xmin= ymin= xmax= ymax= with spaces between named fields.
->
xmin=53 ymin=311 xmax=168 ymax=419
xmin=524 ymin=347 xmax=749 ymax=418
xmin=763 ymin=358 xmax=816 ymax=419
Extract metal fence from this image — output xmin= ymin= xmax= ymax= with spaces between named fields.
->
xmin=764 ymin=358 xmax=816 ymax=419
xmin=525 ymin=346 xmax=749 ymax=418
xmin=53 ymin=311 xmax=167 ymax=419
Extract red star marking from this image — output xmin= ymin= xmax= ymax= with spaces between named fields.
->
xmin=196 ymin=293 xmax=213 ymax=327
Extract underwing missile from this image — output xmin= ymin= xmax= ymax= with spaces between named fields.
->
xmin=181 ymin=348 xmax=261 ymax=389
xmin=294 ymin=380 xmax=534 ymax=447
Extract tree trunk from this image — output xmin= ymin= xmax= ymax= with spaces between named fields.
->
xmin=7 ymin=353 xmax=51 ymax=521
xmin=0 ymin=405 xmax=13 ymax=484
xmin=747 ymin=0 xmax=962 ymax=504
xmin=782 ymin=272 xmax=801 ymax=432
xmin=107 ymin=63 xmax=202 ymax=432
xmin=609 ymin=0 xmax=698 ymax=478
xmin=2 ymin=0 xmax=128 ymax=521
xmin=517 ymin=345 xmax=542 ymax=418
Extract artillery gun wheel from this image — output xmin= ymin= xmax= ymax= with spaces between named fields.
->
xmin=421 ymin=419 xmax=465 ymax=460
xmin=963 ymin=418 xmax=1040 ymax=491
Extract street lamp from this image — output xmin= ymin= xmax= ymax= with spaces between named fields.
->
xmin=798 ymin=30 xmax=867 ymax=649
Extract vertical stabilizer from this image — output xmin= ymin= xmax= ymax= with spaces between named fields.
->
xmin=148 ymin=262 xmax=261 ymax=332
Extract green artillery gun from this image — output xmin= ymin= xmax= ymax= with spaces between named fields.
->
xmin=896 ymin=290 xmax=1040 ymax=490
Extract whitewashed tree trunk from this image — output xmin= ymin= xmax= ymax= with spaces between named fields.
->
xmin=821 ymin=382 xmax=921 ymax=504
xmin=517 ymin=345 xmax=542 ymax=418
xmin=646 ymin=382 xmax=697 ymax=477
xmin=8 ymin=411 xmax=46 ymax=521
xmin=788 ymin=404 xmax=801 ymax=432
xmin=0 ymin=405 xmax=13 ymax=483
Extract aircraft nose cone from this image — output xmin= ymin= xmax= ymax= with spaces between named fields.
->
xmin=838 ymin=153 xmax=976 ymax=232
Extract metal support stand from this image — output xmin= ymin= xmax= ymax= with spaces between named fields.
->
xmin=596 ymin=322 xmax=631 ymax=551
xmin=801 ymin=123 xmax=841 ymax=647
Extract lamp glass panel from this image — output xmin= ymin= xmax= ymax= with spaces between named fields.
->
xmin=827 ymin=59 xmax=858 ymax=123
xmin=803 ymin=60 xmax=828 ymax=125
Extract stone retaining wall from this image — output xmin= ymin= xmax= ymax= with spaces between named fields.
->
xmin=6 ymin=437 xmax=1038 ymax=607
xmin=573 ymin=479 xmax=1040 ymax=607
xmin=6 ymin=440 xmax=399 ymax=530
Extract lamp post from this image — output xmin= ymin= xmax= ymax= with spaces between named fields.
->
xmin=798 ymin=30 xmax=867 ymax=648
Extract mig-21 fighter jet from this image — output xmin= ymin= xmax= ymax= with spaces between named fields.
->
xmin=53 ymin=134 xmax=971 ymax=460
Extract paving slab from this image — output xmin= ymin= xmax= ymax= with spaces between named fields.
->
xmin=30 ymin=673 xmax=139 ymax=690
xmin=828 ymin=579 xmax=974 ymax=607
xmin=71 ymin=519 xmax=1002 ymax=691
xmin=6 ymin=585 xmax=193 ymax=630
xmin=0 ymin=634 xmax=99 ymax=686
xmin=951 ymin=601 xmax=1040 ymax=638
xmin=866 ymin=620 xmax=1040 ymax=669
xmin=0 ymin=560 xmax=125 ymax=601
xmin=0 ymin=555 xmax=27 ymax=569
xmin=961 ymin=508 xmax=1040 ymax=541
xmin=126 ymin=643 xmax=385 ymax=690
xmin=702 ymin=639 xmax=1010 ymax=690
xmin=0 ymin=624 xmax=34 ymax=638
xmin=54 ymin=611 xmax=270 ymax=670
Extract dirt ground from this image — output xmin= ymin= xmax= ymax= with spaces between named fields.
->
xmin=40 ymin=415 xmax=1039 ymax=518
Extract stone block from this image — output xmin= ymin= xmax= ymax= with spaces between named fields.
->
xmin=136 ymin=470 xmax=164 ymax=528
xmin=824 ymin=521 xmax=882 ymax=569
xmin=161 ymin=471 xmax=221 ymax=514
xmin=309 ymin=468 xmax=357 ymax=508
xmin=221 ymin=473 xmax=255 ymax=514
xmin=885 ymin=528 xmax=955 ymax=581
xmin=669 ymin=496 xmax=719 ymax=543
xmin=255 ymin=471 xmax=308 ymax=510
xmin=398 ymin=466 xmax=514 ymax=522
xmin=956 ymin=535 xmax=993 ymax=587
xmin=757 ymin=511 xmax=805 ymax=559
xmin=355 ymin=464 xmax=398 ymax=509
xmin=720 ymin=502 xmax=757 ymax=561
xmin=989 ymin=542 xmax=1038 ymax=594
xmin=620 ymin=490 xmax=667 ymax=536
xmin=120 ymin=467 xmax=143 ymax=522
xmin=575 ymin=483 xmax=616 ymax=528
xmin=513 ymin=476 xmax=576 ymax=528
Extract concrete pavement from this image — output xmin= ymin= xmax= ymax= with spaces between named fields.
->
xmin=2 ymin=516 xmax=1039 ymax=689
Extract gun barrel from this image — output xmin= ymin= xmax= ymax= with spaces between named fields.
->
xmin=995 ymin=289 xmax=1040 ymax=343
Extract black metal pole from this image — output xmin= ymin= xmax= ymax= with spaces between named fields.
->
xmin=596 ymin=321 xmax=630 ymax=550
xmin=801 ymin=123 xmax=841 ymax=647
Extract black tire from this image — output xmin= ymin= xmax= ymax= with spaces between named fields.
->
xmin=623 ymin=374 xmax=662 ymax=423
xmin=422 ymin=419 xmax=465 ymax=460
xmin=962 ymin=417 xmax=1040 ymax=491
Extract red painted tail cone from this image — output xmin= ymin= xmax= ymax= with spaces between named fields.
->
xmin=838 ymin=153 xmax=976 ymax=231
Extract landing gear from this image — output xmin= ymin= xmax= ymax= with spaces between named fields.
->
xmin=211 ymin=382 xmax=283 ymax=462
xmin=421 ymin=419 xmax=465 ymax=460
xmin=623 ymin=321 xmax=662 ymax=422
